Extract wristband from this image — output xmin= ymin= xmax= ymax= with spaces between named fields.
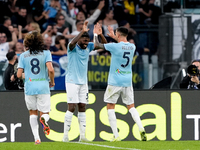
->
xmin=94 ymin=33 xmax=97 ymax=37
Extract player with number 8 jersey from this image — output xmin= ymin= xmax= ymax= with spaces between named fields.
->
xmin=17 ymin=31 xmax=55 ymax=144
xmin=18 ymin=51 xmax=52 ymax=95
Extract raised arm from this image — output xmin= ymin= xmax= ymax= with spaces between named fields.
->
xmin=61 ymin=10 xmax=75 ymax=26
xmin=96 ymin=23 xmax=107 ymax=44
xmin=86 ymin=0 xmax=105 ymax=25
xmin=107 ymin=26 xmax=118 ymax=42
xmin=93 ymin=23 xmax=105 ymax=50
xmin=8 ymin=26 xmax=17 ymax=48
xmin=18 ymin=25 xmax=22 ymax=40
xmin=69 ymin=20 xmax=89 ymax=50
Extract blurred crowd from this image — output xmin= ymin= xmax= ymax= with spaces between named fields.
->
xmin=0 ymin=0 xmax=162 ymax=56
xmin=0 ymin=0 xmax=162 ymax=90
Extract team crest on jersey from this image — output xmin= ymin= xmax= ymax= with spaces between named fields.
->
xmin=68 ymin=97 xmax=73 ymax=101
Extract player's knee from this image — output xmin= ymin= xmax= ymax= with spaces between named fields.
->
xmin=107 ymin=103 xmax=115 ymax=109
xmin=78 ymin=103 xmax=86 ymax=112
xmin=127 ymin=103 xmax=135 ymax=110
xmin=68 ymin=104 xmax=77 ymax=112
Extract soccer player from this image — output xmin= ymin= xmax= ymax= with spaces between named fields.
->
xmin=93 ymin=26 xmax=147 ymax=141
xmin=17 ymin=31 xmax=55 ymax=144
xmin=62 ymin=21 xmax=107 ymax=142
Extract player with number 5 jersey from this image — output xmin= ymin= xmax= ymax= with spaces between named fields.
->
xmin=17 ymin=31 xmax=55 ymax=144
xmin=93 ymin=25 xmax=147 ymax=142
xmin=104 ymin=42 xmax=135 ymax=87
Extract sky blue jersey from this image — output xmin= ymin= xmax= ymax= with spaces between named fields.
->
xmin=65 ymin=42 xmax=94 ymax=84
xmin=104 ymin=42 xmax=136 ymax=87
xmin=18 ymin=50 xmax=52 ymax=95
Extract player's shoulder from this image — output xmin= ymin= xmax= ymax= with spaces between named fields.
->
xmin=43 ymin=50 xmax=51 ymax=55
xmin=88 ymin=42 xmax=94 ymax=46
xmin=105 ymin=42 xmax=115 ymax=46
xmin=20 ymin=51 xmax=29 ymax=56
xmin=88 ymin=42 xmax=95 ymax=49
xmin=124 ymin=42 xmax=136 ymax=47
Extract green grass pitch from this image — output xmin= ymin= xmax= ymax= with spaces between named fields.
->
xmin=0 ymin=141 xmax=200 ymax=150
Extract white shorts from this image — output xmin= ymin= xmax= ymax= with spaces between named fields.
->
xmin=25 ymin=94 xmax=51 ymax=113
xmin=104 ymin=85 xmax=134 ymax=105
xmin=66 ymin=83 xmax=88 ymax=104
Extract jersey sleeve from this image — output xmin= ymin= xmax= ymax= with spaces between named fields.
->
xmin=67 ymin=42 xmax=76 ymax=52
xmin=88 ymin=42 xmax=94 ymax=52
xmin=17 ymin=53 xmax=24 ymax=69
xmin=45 ymin=50 xmax=52 ymax=63
xmin=104 ymin=43 xmax=115 ymax=52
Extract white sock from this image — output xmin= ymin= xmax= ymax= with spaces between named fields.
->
xmin=78 ymin=112 xmax=86 ymax=138
xmin=129 ymin=107 xmax=144 ymax=131
xmin=63 ymin=111 xmax=73 ymax=136
xmin=29 ymin=115 xmax=40 ymax=141
xmin=41 ymin=114 xmax=50 ymax=122
xmin=107 ymin=109 xmax=119 ymax=138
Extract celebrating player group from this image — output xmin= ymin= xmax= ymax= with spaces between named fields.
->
xmin=17 ymin=20 xmax=146 ymax=144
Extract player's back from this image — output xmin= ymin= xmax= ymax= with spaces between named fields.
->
xmin=19 ymin=50 xmax=52 ymax=95
xmin=104 ymin=42 xmax=136 ymax=87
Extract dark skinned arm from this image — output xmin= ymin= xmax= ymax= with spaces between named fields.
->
xmin=93 ymin=23 xmax=107 ymax=50
xmin=69 ymin=21 xmax=89 ymax=50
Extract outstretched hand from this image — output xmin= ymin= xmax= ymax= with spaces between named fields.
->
xmin=93 ymin=23 xmax=102 ymax=35
xmin=107 ymin=25 xmax=116 ymax=39
xmin=83 ymin=20 xmax=89 ymax=32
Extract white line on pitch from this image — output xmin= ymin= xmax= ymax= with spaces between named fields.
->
xmin=72 ymin=142 xmax=141 ymax=150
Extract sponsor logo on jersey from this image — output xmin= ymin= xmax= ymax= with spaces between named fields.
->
xmin=28 ymin=78 xmax=46 ymax=82
xmin=115 ymin=69 xmax=131 ymax=74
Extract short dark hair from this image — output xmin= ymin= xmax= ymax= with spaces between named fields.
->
xmin=21 ymin=28 xmax=28 ymax=34
xmin=68 ymin=0 xmax=74 ymax=3
xmin=116 ymin=27 xmax=128 ymax=37
xmin=81 ymin=32 xmax=90 ymax=39
xmin=56 ymin=14 xmax=65 ymax=22
xmin=191 ymin=59 xmax=200 ymax=64
xmin=19 ymin=6 xmax=27 ymax=10
xmin=6 ymin=51 xmax=16 ymax=61
xmin=55 ymin=35 xmax=65 ymax=44
xmin=3 ymin=16 xmax=10 ymax=24
xmin=119 ymin=20 xmax=128 ymax=27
